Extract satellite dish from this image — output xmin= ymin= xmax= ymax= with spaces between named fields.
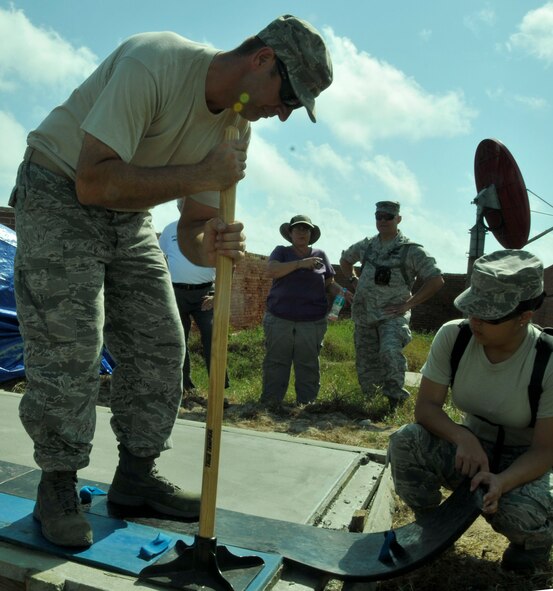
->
xmin=474 ymin=138 xmax=530 ymax=248
xmin=467 ymin=139 xmax=531 ymax=278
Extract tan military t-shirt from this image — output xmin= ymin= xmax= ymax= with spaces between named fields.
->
xmin=28 ymin=31 xmax=250 ymax=211
xmin=422 ymin=320 xmax=553 ymax=446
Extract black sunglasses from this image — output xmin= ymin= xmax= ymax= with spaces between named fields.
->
xmin=475 ymin=309 xmax=521 ymax=325
xmin=375 ymin=212 xmax=395 ymax=221
xmin=275 ymin=58 xmax=302 ymax=110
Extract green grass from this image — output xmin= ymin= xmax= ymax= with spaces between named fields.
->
xmin=187 ymin=319 xmax=461 ymax=429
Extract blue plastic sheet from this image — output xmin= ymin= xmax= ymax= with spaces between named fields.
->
xmin=0 ymin=224 xmax=113 ymax=383
xmin=0 ymin=225 xmax=24 ymax=382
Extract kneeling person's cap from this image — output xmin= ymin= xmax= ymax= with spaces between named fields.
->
xmin=257 ymin=14 xmax=333 ymax=123
xmin=454 ymin=249 xmax=544 ymax=320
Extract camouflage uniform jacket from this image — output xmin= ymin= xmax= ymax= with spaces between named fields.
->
xmin=341 ymin=231 xmax=441 ymax=326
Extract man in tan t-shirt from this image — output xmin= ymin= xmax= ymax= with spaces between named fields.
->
xmin=9 ymin=15 xmax=333 ymax=548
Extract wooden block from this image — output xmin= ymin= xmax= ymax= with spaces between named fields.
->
xmin=349 ymin=509 xmax=368 ymax=533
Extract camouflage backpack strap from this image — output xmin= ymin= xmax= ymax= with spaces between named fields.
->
xmin=450 ymin=320 xmax=472 ymax=387
xmin=360 ymin=238 xmax=376 ymax=274
xmin=528 ymin=327 xmax=553 ymax=428
xmin=398 ymin=243 xmax=417 ymax=289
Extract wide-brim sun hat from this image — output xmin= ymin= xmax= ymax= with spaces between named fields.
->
xmin=279 ymin=214 xmax=321 ymax=245
xmin=454 ymin=249 xmax=544 ymax=320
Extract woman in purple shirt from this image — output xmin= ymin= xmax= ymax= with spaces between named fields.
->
xmin=260 ymin=215 xmax=349 ymax=406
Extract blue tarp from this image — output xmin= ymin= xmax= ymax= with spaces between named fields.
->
xmin=0 ymin=224 xmax=113 ymax=383
xmin=0 ymin=224 xmax=24 ymax=382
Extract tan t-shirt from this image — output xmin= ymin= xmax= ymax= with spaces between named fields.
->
xmin=421 ymin=320 xmax=553 ymax=446
xmin=27 ymin=31 xmax=250 ymax=210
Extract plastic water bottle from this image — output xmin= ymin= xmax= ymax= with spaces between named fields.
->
xmin=328 ymin=288 xmax=347 ymax=321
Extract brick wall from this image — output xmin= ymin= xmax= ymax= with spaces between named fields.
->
xmin=233 ymin=258 xmax=553 ymax=332
xmin=230 ymin=253 xmax=269 ymax=329
xmin=0 ymin=207 xmax=15 ymax=230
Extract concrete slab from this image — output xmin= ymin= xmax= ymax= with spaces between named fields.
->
xmin=0 ymin=390 xmax=374 ymax=524
xmin=0 ymin=389 xmax=386 ymax=590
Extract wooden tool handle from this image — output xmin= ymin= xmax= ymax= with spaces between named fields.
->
xmin=198 ymin=125 xmax=240 ymax=538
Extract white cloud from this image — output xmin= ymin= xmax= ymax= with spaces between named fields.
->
xmin=0 ymin=110 xmax=26 ymax=199
xmin=0 ymin=6 xmax=97 ymax=92
xmin=296 ymin=142 xmax=354 ymax=178
xmin=242 ymin=132 xmax=331 ymax=206
xmin=508 ymin=2 xmax=553 ymax=65
xmin=318 ymin=28 xmax=477 ymax=149
xmin=360 ymin=155 xmax=422 ymax=204
xmin=464 ymin=7 xmax=496 ymax=33
xmin=419 ymin=29 xmax=432 ymax=42
xmin=486 ymin=86 xmax=548 ymax=110
xmin=513 ymin=94 xmax=548 ymax=110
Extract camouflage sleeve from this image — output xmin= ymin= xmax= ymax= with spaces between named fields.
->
xmin=341 ymin=239 xmax=366 ymax=265
xmin=406 ymin=244 xmax=442 ymax=282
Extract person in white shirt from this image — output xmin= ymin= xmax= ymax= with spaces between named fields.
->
xmin=159 ymin=199 xmax=229 ymax=393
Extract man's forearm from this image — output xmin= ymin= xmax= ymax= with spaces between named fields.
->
xmin=75 ymin=132 xmax=247 ymax=209
xmin=77 ymin=159 xmax=218 ymax=210
xmin=408 ymin=275 xmax=444 ymax=308
xmin=178 ymin=219 xmax=207 ymax=266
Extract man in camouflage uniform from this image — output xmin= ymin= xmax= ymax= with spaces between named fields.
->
xmin=9 ymin=15 xmax=332 ymax=547
xmin=340 ymin=201 xmax=443 ymax=409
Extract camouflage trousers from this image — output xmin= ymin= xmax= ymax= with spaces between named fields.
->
xmin=389 ymin=423 xmax=553 ymax=549
xmin=354 ymin=316 xmax=412 ymax=401
xmin=260 ymin=312 xmax=327 ymax=405
xmin=10 ymin=160 xmax=185 ymax=471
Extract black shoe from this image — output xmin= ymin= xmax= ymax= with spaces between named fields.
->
xmin=33 ymin=471 xmax=93 ymax=547
xmin=501 ymin=543 xmax=552 ymax=572
xmin=108 ymin=446 xmax=200 ymax=518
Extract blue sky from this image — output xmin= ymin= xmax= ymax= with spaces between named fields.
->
xmin=1 ymin=1 xmax=552 ymax=273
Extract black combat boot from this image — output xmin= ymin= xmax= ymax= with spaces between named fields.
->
xmin=33 ymin=470 xmax=93 ymax=547
xmin=501 ymin=542 xmax=552 ymax=572
xmin=108 ymin=444 xmax=200 ymax=518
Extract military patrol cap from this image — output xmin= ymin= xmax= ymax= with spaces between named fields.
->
xmin=375 ymin=201 xmax=400 ymax=216
xmin=454 ymin=249 xmax=544 ymax=320
xmin=257 ymin=14 xmax=333 ymax=123
xmin=280 ymin=214 xmax=321 ymax=244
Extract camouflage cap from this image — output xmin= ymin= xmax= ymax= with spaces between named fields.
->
xmin=454 ymin=249 xmax=544 ymax=320
xmin=257 ymin=14 xmax=333 ymax=123
xmin=375 ymin=201 xmax=400 ymax=216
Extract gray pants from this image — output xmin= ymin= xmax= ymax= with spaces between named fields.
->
xmin=260 ymin=312 xmax=327 ymax=405
xmin=354 ymin=316 xmax=411 ymax=400
xmin=11 ymin=160 xmax=185 ymax=471
xmin=389 ymin=423 xmax=553 ymax=550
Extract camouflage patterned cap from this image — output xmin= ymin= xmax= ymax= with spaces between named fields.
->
xmin=257 ymin=14 xmax=333 ymax=123
xmin=375 ymin=201 xmax=400 ymax=215
xmin=454 ymin=249 xmax=544 ymax=320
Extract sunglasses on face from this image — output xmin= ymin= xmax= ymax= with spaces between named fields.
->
xmin=275 ymin=58 xmax=302 ymax=110
xmin=473 ymin=309 xmax=521 ymax=325
xmin=375 ymin=212 xmax=395 ymax=221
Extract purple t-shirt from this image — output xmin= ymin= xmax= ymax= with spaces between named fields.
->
xmin=266 ymin=245 xmax=335 ymax=321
